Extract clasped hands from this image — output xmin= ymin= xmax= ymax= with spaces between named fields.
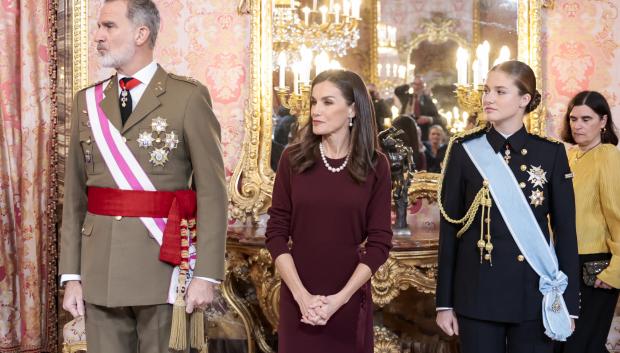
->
xmin=295 ymin=290 xmax=346 ymax=326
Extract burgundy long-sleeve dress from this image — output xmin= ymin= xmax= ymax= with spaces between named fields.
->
xmin=266 ymin=149 xmax=393 ymax=353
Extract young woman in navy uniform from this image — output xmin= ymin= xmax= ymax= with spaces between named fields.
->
xmin=435 ymin=60 xmax=579 ymax=353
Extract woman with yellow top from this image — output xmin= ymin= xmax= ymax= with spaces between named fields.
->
xmin=558 ymin=91 xmax=620 ymax=353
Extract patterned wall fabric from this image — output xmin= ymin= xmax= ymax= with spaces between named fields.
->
xmin=542 ymin=0 xmax=620 ymax=138
xmin=0 ymin=1 xmax=54 ymax=352
xmin=87 ymin=0 xmax=251 ymax=179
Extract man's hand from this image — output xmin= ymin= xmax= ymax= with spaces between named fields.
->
xmin=63 ymin=280 xmax=85 ymax=318
xmin=185 ymin=278 xmax=215 ymax=314
xmin=436 ymin=309 xmax=459 ymax=336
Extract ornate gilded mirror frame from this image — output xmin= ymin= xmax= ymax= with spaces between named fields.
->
xmin=228 ymin=0 xmax=554 ymax=221
xmin=229 ymin=0 xmax=275 ymax=222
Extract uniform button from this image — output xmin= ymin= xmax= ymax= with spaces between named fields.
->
xmin=86 ymin=138 xmax=91 ymax=144
xmin=519 ymin=182 xmax=526 ymax=189
xmin=520 ymin=165 xmax=527 ymax=171
xmin=115 ymin=216 xmax=123 ymax=221
xmin=517 ymin=255 xmax=525 ymax=262
xmin=521 ymin=149 xmax=528 ymax=156
xmin=81 ymin=227 xmax=85 ymax=232
xmin=122 ymin=137 xmax=127 ymax=143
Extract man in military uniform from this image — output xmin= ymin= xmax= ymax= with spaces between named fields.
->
xmin=59 ymin=1 xmax=227 ymax=352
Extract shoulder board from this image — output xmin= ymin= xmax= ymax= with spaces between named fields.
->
xmin=450 ymin=124 xmax=487 ymax=144
xmin=168 ymin=73 xmax=201 ymax=85
xmin=530 ymin=133 xmax=563 ymax=144
xmin=79 ymin=75 xmax=114 ymax=92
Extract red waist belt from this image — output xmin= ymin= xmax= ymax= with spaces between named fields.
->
xmin=87 ymin=187 xmax=197 ymax=266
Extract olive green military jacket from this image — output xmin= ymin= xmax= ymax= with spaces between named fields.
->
xmin=59 ymin=65 xmax=227 ymax=307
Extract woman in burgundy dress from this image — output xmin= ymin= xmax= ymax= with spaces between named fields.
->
xmin=266 ymin=70 xmax=393 ymax=353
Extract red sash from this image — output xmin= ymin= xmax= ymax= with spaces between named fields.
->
xmin=87 ymin=187 xmax=197 ymax=266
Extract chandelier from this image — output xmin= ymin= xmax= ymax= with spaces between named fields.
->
xmin=273 ymin=0 xmax=362 ymax=62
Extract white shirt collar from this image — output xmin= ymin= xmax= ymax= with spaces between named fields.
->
xmin=117 ymin=61 xmax=158 ymax=88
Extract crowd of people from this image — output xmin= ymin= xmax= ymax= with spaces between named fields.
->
xmin=58 ymin=1 xmax=619 ymax=352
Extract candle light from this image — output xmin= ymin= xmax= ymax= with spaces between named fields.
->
xmin=314 ymin=51 xmax=330 ymax=75
xmin=299 ymin=45 xmax=313 ymax=83
xmin=329 ymin=0 xmax=334 ymax=11
xmin=277 ymin=52 xmax=287 ymax=89
xmin=377 ymin=63 xmax=383 ymax=77
xmin=480 ymin=40 xmax=490 ymax=82
xmin=456 ymin=47 xmax=469 ymax=85
xmin=292 ymin=62 xmax=300 ymax=95
xmin=472 ymin=59 xmax=480 ymax=87
xmin=334 ymin=3 xmax=341 ymax=23
xmin=342 ymin=0 xmax=350 ymax=17
xmin=493 ymin=45 xmax=511 ymax=67
xmin=351 ymin=0 xmax=361 ymax=18
xmin=319 ymin=5 xmax=328 ymax=24
xmin=290 ymin=0 xmax=295 ymax=8
xmin=313 ymin=0 xmax=317 ymax=10
xmin=302 ymin=6 xmax=311 ymax=25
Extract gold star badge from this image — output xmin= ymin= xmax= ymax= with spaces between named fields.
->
xmin=527 ymin=165 xmax=548 ymax=188
xmin=149 ymin=148 xmax=169 ymax=167
xmin=529 ymin=189 xmax=545 ymax=207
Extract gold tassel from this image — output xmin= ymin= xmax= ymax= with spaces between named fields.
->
xmin=168 ymin=273 xmax=187 ymax=351
xmin=190 ymin=310 xmax=205 ymax=349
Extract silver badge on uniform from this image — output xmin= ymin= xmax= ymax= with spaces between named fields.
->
xmin=138 ymin=117 xmax=178 ymax=167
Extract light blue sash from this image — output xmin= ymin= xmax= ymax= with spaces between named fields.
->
xmin=462 ymin=135 xmax=572 ymax=341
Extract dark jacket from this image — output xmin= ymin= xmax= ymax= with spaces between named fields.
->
xmin=436 ymin=125 xmax=580 ymax=323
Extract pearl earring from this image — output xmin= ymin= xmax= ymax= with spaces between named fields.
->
xmin=349 ymin=116 xmax=354 ymax=127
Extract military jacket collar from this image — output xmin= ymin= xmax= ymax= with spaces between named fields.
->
xmin=486 ymin=125 xmax=528 ymax=154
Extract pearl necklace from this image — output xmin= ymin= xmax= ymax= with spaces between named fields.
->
xmin=319 ymin=142 xmax=349 ymax=173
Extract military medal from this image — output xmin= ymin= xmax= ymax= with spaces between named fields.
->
xmin=527 ymin=165 xmax=548 ymax=188
xmin=165 ymin=131 xmax=179 ymax=150
xmin=151 ymin=117 xmax=168 ymax=133
xmin=150 ymin=148 xmax=169 ymax=166
xmin=503 ymin=145 xmax=511 ymax=164
xmin=120 ymin=89 xmax=129 ymax=108
xmin=529 ymin=189 xmax=545 ymax=207
xmin=137 ymin=131 xmax=155 ymax=148
xmin=138 ymin=117 xmax=178 ymax=167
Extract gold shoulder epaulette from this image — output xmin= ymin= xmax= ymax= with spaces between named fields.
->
xmin=79 ymin=75 xmax=114 ymax=92
xmin=168 ymin=73 xmax=201 ymax=86
xmin=450 ymin=124 xmax=486 ymax=144
xmin=531 ymin=133 xmax=563 ymax=144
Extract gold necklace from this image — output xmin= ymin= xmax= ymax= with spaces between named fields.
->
xmin=574 ymin=142 xmax=601 ymax=161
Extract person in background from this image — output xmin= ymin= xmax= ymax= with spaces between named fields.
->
xmin=556 ymin=91 xmax=620 ymax=353
xmin=392 ymin=115 xmax=427 ymax=171
xmin=394 ymin=75 xmax=439 ymax=141
xmin=266 ymin=69 xmax=393 ymax=353
xmin=424 ymin=124 xmax=447 ymax=173
xmin=368 ymin=83 xmax=390 ymax=132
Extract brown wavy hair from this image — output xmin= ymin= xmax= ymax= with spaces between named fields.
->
xmin=490 ymin=60 xmax=541 ymax=114
xmin=560 ymin=91 xmax=619 ymax=146
xmin=287 ymin=70 xmax=379 ymax=183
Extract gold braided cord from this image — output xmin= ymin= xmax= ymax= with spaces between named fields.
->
xmin=437 ymin=125 xmax=488 ymax=237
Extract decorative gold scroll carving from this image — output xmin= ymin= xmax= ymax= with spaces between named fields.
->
xmin=248 ymin=249 xmax=281 ymax=331
xmin=228 ymin=0 xmax=275 ymax=222
xmin=374 ymin=326 xmax=401 ymax=353
xmin=371 ymin=253 xmax=437 ymax=307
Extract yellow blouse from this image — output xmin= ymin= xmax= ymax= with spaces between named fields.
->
xmin=568 ymin=144 xmax=620 ymax=288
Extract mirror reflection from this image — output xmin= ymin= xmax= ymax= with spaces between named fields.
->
xmin=271 ymin=0 xmax=519 ymax=174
